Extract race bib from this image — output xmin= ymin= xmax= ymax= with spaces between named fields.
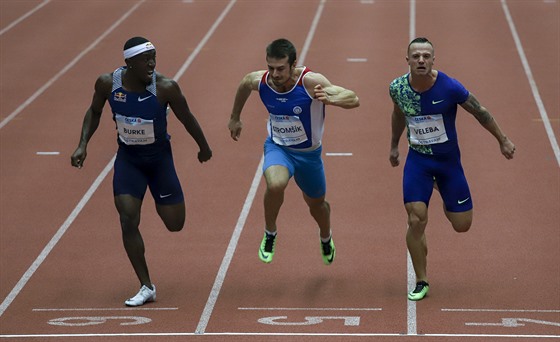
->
xmin=269 ymin=114 xmax=308 ymax=146
xmin=406 ymin=114 xmax=448 ymax=145
xmin=115 ymin=113 xmax=155 ymax=145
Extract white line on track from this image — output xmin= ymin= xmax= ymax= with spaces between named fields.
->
xmin=442 ymin=308 xmax=560 ymax=313
xmin=406 ymin=0 xmax=418 ymax=336
xmin=238 ymin=307 xmax=382 ymax=311
xmin=502 ymin=0 xmax=560 ymax=167
xmin=32 ymin=307 xmax=178 ymax=312
xmin=194 ymin=0 xmax=327 ymax=335
xmin=1 ymin=332 xmax=559 ymax=338
xmin=36 ymin=152 xmax=60 ymax=155
xmin=0 ymin=0 xmax=50 ymax=36
xmin=347 ymin=58 xmax=368 ymax=62
xmin=0 ymin=1 xmax=145 ymax=130
xmin=326 ymin=152 xmax=353 ymax=156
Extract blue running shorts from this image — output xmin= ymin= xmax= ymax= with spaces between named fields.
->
xmin=263 ymin=137 xmax=326 ymax=199
xmin=403 ymin=147 xmax=472 ymax=212
xmin=113 ymin=142 xmax=184 ymax=205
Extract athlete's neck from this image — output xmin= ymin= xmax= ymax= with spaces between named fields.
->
xmin=409 ymin=70 xmax=438 ymax=93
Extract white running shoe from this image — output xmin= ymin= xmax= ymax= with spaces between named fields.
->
xmin=125 ymin=284 xmax=156 ymax=306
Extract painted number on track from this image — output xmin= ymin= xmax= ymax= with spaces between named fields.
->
xmin=258 ymin=316 xmax=360 ymax=326
xmin=48 ymin=316 xmax=151 ymax=326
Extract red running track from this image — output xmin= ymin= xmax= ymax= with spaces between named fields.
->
xmin=0 ymin=0 xmax=558 ymax=341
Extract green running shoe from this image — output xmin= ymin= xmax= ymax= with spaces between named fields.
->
xmin=259 ymin=232 xmax=276 ymax=263
xmin=408 ymin=281 xmax=429 ymax=301
xmin=321 ymin=237 xmax=336 ymax=265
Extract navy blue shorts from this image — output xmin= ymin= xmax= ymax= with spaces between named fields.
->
xmin=403 ymin=147 xmax=472 ymax=212
xmin=263 ymin=138 xmax=326 ymax=199
xmin=113 ymin=142 xmax=184 ymax=205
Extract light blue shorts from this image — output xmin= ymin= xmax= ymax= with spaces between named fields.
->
xmin=263 ymin=137 xmax=326 ymax=198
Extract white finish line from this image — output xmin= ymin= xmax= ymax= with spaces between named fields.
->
xmin=239 ymin=307 xmax=381 ymax=311
xmin=2 ymin=332 xmax=559 ymax=338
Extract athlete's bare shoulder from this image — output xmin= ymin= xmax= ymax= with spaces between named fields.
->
xmin=155 ymin=72 xmax=176 ymax=88
xmin=155 ymin=72 xmax=183 ymax=103
xmin=94 ymin=72 xmax=113 ymax=96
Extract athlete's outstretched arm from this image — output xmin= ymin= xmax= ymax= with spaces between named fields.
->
xmin=228 ymin=71 xmax=264 ymax=141
xmin=460 ymin=93 xmax=515 ymax=160
xmin=166 ymin=78 xmax=212 ymax=163
xmin=71 ymin=74 xmax=110 ymax=169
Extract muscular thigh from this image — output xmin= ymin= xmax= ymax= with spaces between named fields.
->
xmin=146 ymin=146 xmax=184 ymax=205
xmin=292 ymin=147 xmax=325 ymax=199
xmin=113 ymin=148 xmax=148 ymax=200
xmin=403 ymin=149 xmax=435 ymax=206
xmin=263 ymin=138 xmax=295 ymax=178
xmin=434 ymin=154 xmax=472 ymax=213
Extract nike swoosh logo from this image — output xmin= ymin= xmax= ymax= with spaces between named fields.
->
xmin=159 ymin=193 xmax=172 ymax=198
xmin=138 ymin=95 xmax=153 ymax=102
xmin=432 ymin=99 xmax=444 ymax=105
xmin=457 ymin=197 xmax=470 ymax=204
xmin=260 ymin=249 xmax=269 ymax=260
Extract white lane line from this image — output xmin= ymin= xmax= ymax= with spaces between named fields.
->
xmin=36 ymin=152 xmax=60 ymax=155
xmin=406 ymin=252 xmax=417 ymax=335
xmin=442 ymin=308 xmax=560 ymax=313
xmin=326 ymin=152 xmax=353 ymax=156
xmin=0 ymin=0 xmax=50 ymax=36
xmin=407 ymin=0 xmax=417 ymax=336
xmin=347 ymin=58 xmax=368 ymax=62
xmin=33 ymin=307 xmax=178 ymax=311
xmin=239 ymin=307 xmax=382 ymax=311
xmin=0 ymin=1 xmax=145 ymax=130
xmin=194 ymin=0 xmax=327 ymax=335
xmin=1 ymin=332 xmax=559 ymax=338
xmin=502 ymin=0 xmax=560 ymax=167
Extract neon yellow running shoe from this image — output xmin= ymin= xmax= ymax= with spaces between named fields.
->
xmin=321 ymin=237 xmax=336 ymax=265
xmin=408 ymin=281 xmax=429 ymax=301
xmin=258 ymin=232 xmax=276 ymax=263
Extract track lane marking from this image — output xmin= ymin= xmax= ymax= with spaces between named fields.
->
xmin=407 ymin=0 xmax=418 ymax=336
xmin=33 ymin=307 xmax=178 ymax=312
xmin=0 ymin=0 xmax=50 ymax=36
xmin=442 ymin=308 xmax=560 ymax=313
xmin=238 ymin=307 xmax=381 ymax=311
xmin=1 ymin=332 xmax=559 ymax=338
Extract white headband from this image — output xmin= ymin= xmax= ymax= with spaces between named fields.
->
xmin=123 ymin=42 xmax=155 ymax=59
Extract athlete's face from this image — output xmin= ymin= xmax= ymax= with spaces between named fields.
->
xmin=266 ymin=56 xmax=295 ymax=89
xmin=407 ymin=43 xmax=434 ymax=76
xmin=128 ymin=50 xmax=156 ymax=85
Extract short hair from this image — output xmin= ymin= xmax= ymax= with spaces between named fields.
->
xmin=266 ymin=38 xmax=297 ymax=66
xmin=407 ymin=37 xmax=434 ymax=55
xmin=124 ymin=36 xmax=150 ymax=51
